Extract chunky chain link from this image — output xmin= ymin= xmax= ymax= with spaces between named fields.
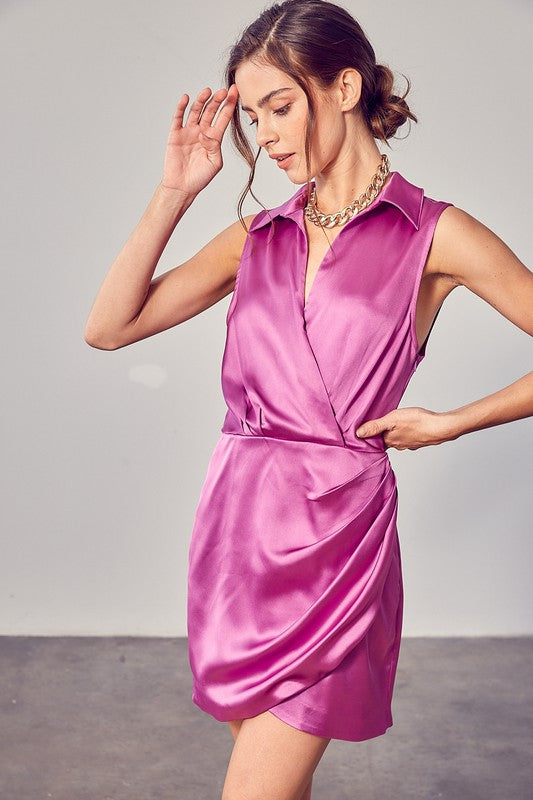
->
xmin=304 ymin=153 xmax=391 ymax=228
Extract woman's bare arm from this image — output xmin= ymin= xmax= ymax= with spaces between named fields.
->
xmin=84 ymin=181 xmax=254 ymax=350
xmin=356 ymin=206 xmax=533 ymax=449
xmin=431 ymin=206 xmax=533 ymax=439
xmin=84 ymin=85 xmax=249 ymax=350
xmin=443 ymin=370 xmax=533 ymax=440
xmin=432 ymin=206 xmax=533 ymax=337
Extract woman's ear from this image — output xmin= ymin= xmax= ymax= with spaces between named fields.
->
xmin=337 ymin=67 xmax=362 ymax=112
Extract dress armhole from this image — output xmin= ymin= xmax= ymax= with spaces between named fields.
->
xmin=409 ymin=201 xmax=455 ymax=363
xmin=225 ymin=218 xmax=258 ymax=325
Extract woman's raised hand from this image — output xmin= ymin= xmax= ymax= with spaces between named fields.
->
xmin=161 ymin=85 xmax=239 ymax=196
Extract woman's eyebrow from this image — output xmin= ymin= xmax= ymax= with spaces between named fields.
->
xmin=240 ymin=87 xmax=294 ymax=112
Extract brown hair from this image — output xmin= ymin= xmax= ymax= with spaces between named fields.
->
xmin=223 ymin=0 xmax=417 ymax=235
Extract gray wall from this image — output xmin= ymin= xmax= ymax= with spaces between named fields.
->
xmin=1 ymin=0 xmax=531 ymax=636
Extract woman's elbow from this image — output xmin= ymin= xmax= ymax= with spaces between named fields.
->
xmin=83 ymin=323 xmax=119 ymax=350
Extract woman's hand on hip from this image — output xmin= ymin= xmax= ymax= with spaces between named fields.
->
xmin=355 ymin=407 xmax=459 ymax=450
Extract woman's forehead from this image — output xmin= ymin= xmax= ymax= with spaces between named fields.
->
xmin=235 ymin=59 xmax=292 ymax=86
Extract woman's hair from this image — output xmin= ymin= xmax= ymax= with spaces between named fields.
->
xmin=223 ymin=0 xmax=417 ymax=232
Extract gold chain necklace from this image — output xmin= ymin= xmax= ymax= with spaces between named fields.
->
xmin=304 ymin=153 xmax=391 ymax=228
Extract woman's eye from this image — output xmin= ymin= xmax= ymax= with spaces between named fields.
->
xmin=247 ymin=104 xmax=290 ymax=126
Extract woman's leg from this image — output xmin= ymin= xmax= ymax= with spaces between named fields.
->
xmin=227 ymin=720 xmax=314 ymax=799
xmin=223 ymin=710 xmax=330 ymax=800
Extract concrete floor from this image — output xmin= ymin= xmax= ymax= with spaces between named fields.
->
xmin=0 ymin=636 xmax=531 ymax=800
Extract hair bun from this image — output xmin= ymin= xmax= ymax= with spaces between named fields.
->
xmin=368 ymin=64 xmax=418 ymax=141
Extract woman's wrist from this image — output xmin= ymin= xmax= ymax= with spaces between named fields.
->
xmin=438 ymin=372 xmax=533 ymax=442
xmin=437 ymin=410 xmax=464 ymax=442
xmin=157 ymin=180 xmax=197 ymax=210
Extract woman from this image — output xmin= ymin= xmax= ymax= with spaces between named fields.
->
xmin=84 ymin=1 xmax=533 ymax=798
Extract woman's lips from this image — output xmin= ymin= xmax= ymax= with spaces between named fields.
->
xmin=276 ymin=154 xmax=294 ymax=169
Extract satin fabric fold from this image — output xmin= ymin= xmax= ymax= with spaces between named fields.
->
xmin=187 ymin=171 xmax=454 ymax=741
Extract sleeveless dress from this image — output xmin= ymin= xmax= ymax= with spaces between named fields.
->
xmin=187 ymin=170 xmax=454 ymax=742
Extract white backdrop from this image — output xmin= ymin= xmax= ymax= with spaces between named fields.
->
xmin=1 ymin=0 xmax=531 ymax=636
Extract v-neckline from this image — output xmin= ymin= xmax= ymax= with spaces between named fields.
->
xmin=302 ymin=213 xmax=355 ymax=313
xmin=302 ymin=226 xmax=342 ymax=312
xmin=301 ymin=172 xmax=396 ymax=313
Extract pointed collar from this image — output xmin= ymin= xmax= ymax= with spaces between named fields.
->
xmin=248 ymin=170 xmax=424 ymax=232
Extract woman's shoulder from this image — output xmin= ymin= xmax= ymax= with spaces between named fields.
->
xmin=424 ymin=202 xmax=496 ymax=284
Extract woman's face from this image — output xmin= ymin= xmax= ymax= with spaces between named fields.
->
xmin=235 ymin=59 xmax=349 ymax=184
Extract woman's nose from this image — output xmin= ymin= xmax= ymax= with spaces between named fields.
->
xmin=255 ymin=121 xmax=276 ymax=150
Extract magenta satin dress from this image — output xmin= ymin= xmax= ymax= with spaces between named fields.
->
xmin=187 ymin=170 xmax=453 ymax=742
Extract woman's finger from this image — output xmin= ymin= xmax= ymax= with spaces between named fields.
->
xmin=198 ymin=87 xmax=230 ymax=128
xmin=184 ymin=86 xmax=213 ymax=127
xmin=210 ymin=85 xmax=239 ymax=138
xmin=171 ymin=93 xmax=190 ymax=130
xmin=181 ymin=87 xmax=211 ymax=127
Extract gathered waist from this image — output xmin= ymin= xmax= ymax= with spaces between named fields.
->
xmin=217 ymin=430 xmax=392 ymax=501
xmin=220 ymin=428 xmax=386 ymax=456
